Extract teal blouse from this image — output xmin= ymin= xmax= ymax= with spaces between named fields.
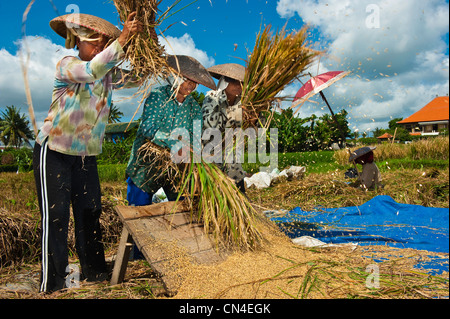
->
xmin=126 ymin=85 xmax=202 ymax=194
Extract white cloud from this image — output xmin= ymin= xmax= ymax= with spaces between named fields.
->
xmin=276 ymin=0 xmax=449 ymax=134
xmin=160 ymin=33 xmax=215 ymax=68
xmin=0 ymin=36 xmax=76 ymax=129
xmin=0 ymin=33 xmax=215 ymax=127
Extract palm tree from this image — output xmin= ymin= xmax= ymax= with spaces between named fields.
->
xmin=0 ymin=105 xmax=34 ymax=148
xmin=108 ymin=102 xmax=124 ymax=123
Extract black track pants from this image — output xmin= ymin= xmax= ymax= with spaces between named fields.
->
xmin=33 ymin=139 xmax=107 ymax=293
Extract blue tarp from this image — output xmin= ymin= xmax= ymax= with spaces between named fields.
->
xmin=271 ymin=195 xmax=449 ymax=273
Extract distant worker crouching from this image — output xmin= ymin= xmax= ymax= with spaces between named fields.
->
xmin=348 ymin=146 xmax=383 ymax=190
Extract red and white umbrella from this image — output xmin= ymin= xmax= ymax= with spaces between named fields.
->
xmin=292 ymin=70 xmax=351 ymax=147
xmin=292 ymin=71 xmax=351 ymax=110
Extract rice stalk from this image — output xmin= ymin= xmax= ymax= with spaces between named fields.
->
xmin=112 ymin=0 xmax=193 ymax=123
xmin=242 ymin=24 xmax=322 ymax=128
xmin=113 ymin=0 xmax=167 ymax=79
xmin=138 ymin=141 xmax=270 ymax=251
xmin=19 ymin=0 xmax=38 ymax=137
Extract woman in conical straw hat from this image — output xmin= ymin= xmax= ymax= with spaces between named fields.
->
xmin=201 ymin=63 xmax=247 ymax=193
xmin=126 ymin=55 xmax=216 ymax=210
xmin=349 ymin=146 xmax=383 ymax=190
xmin=32 ymin=12 xmax=145 ymax=293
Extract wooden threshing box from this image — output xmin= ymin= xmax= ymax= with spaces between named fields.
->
xmin=110 ymin=201 xmax=228 ymax=295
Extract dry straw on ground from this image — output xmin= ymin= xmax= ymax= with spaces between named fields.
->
xmin=112 ymin=0 xmax=189 ymax=125
xmin=333 ymin=136 xmax=449 ymax=165
xmin=173 ymin=227 xmax=448 ymax=299
xmin=113 ymin=0 xmax=170 ymax=84
xmin=0 ymin=167 xmax=448 ymax=299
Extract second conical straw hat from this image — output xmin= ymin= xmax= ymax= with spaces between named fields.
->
xmin=207 ymin=63 xmax=245 ymax=82
xmin=167 ymin=55 xmax=217 ymax=90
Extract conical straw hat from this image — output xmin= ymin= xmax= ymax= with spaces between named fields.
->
xmin=50 ymin=13 xmax=121 ymax=40
xmin=207 ymin=63 xmax=245 ymax=82
xmin=349 ymin=146 xmax=376 ymax=162
xmin=167 ymin=55 xmax=217 ymax=90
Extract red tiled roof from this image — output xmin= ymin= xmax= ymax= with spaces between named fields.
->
xmin=377 ymin=133 xmax=393 ymax=139
xmin=398 ymin=96 xmax=449 ymax=124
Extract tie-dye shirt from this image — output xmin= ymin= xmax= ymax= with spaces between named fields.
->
xmin=36 ymin=39 xmax=126 ymax=156
xmin=126 ymin=85 xmax=202 ymax=194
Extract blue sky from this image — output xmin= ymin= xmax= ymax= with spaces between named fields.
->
xmin=1 ymin=0 xmax=449 ymax=136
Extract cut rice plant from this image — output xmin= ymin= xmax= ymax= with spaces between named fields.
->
xmin=138 ymin=141 xmax=269 ymax=251
xmin=181 ymin=161 xmax=267 ymax=251
xmin=112 ymin=0 xmax=194 ymax=114
xmin=137 ymin=141 xmax=181 ymax=190
xmin=242 ymin=24 xmax=322 ymax=128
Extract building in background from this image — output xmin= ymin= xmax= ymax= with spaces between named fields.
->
xmin=397 ymin=96 xmax=449 ymax=136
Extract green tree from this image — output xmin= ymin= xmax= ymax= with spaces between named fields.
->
xmin=313 ymin=110 xmax=350 ymax=149
xmin=108 ymin=102 xmax=124 ymax=123
xmin=269 ymin=109 xmax=315 ymax=152
xmin=0 ymin=105 xmax=34 ymax=148
xmin=191 ymin=91 xmax=205 ymax=105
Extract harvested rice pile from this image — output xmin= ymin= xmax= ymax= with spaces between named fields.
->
xmin=172 ymin=224 xmax=448 ymax=299
xmin=113 ymin=0 xmax=170 ymax=84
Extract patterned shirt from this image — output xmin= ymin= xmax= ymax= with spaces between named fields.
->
xmin=201 ymin=89 xmax=246 ymax=183
xmin=202 ymin=89 xmax=242 ymax=129
xmin=36 ymin=40 xmax=125 ymax=156
xmin=126 ymin=85 xmax=203 ymax=194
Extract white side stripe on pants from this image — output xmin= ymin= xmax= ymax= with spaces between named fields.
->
xmin=39 ymin=139 xmax=49 ymax=293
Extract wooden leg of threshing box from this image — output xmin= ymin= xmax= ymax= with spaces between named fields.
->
xmin=110 ymin=227 xmax=133 ymax=285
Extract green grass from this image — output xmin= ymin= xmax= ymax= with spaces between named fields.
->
xmin=377 ymin=158 xmax=449 ymax=171
xmin=97 ymin=151 xmax=449 ymax=183
xmin=97 ymin=163 xmax=127 ymax=183
xmin=243 ymin=150 xmax=343 ymax=175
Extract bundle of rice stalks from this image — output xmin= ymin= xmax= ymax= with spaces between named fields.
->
xmin=138 ymin=141 xmax=269 ymax=251
xmin=180 ymin=161 xmax=267 ymax=251
xmin=241 ymin=24 xmax=321 ymax=128
xmin=137 ymin=141 xmax=182 ymax=190
xmin=112 ymin=0 xmax=190 ymax=100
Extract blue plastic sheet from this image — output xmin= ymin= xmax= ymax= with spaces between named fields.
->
xmin=271 ymin=195 xmax=449 ymax=273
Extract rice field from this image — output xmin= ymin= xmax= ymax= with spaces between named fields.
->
xmin=0 ymin=140 xmax=448 ymax=299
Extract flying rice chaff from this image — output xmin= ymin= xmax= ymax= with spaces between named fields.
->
xmin=241 ymin=24 xmax=322 ymax=128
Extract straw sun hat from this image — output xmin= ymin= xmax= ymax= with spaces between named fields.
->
xmin=207 ymin=63 xmax=246 ymax=83
xmin=167 ymin=55 xmax=217 ymax=91
xmin=50 ymin=13 xmax=121 ymax=48
xmin=348 ymin=146 xmax=376 ymax=162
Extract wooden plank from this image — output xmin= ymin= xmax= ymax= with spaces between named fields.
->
xmin=112 ymin=203 xmax=229 ymax=295
xmin=115 ymin=201 xmax=190 ymax=221
xmin=110 ymin=228 xmax=133 ymax=285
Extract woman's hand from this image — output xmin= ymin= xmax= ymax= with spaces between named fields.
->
xmin=118 ymin=11 xmax=144 ymax=47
